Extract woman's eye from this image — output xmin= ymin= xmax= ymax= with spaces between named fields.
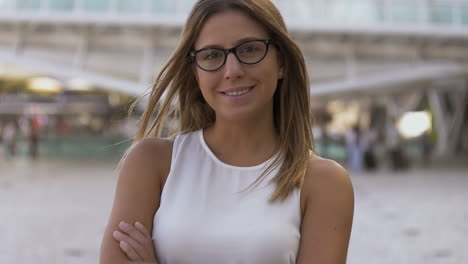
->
xmin=204 ymin=51 xmax=221 ymax=60
xmin=242 ymin=45 xmax=258 ymax=53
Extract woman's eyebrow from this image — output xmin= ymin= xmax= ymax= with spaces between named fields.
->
xmin=197 ymin=36 xmax=267 ymax=50
xmin=233 ymin=36 xmax=266 ymax=45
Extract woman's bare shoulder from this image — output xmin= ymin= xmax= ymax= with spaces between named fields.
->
xmin=119 ymin=137 xmax=174 ymax=185
xmin=302 ymin=155 xmax=354 ymax=201
xmin=123 ymin=137 xmax=174 ymax=166
xmin=126 ymin=137 xmax=174 ymax=159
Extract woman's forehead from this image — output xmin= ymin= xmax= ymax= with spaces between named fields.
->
xmin=194 ymin=10 xmax=269 ymax=49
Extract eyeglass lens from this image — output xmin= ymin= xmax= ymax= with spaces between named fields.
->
xmin=194 ymin=40 xmax=268 ymax=71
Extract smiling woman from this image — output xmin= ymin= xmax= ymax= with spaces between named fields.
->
xmin=99 ymin=1 xmax=354 ymax=264
xmin=193 ymin=10 xmax=283 ymax=123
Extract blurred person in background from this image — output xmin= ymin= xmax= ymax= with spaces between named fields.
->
xmin=2 ymin=120 xmax=18 ymax=158
xmin=55 ymin=117 xmax=70 ymax=153
xmin=345 ymin=125 xmax=363 ymax=172
xmin=100 ymin=0 xmax=354 ymax=264
xmin=385 ymin=118 xmax=406 ymax=171
xmin=361 ymin=126 xmax=378 ymax=171
xmin=28 ymin=117 xmax=39 ymax=159
xmin=421 ymin=130 xmax=434 ymax=167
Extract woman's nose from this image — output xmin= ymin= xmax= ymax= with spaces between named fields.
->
xmin=223 ymin=53 xmax=244 ymax=80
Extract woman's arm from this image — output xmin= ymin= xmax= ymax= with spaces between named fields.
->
xmin=100 ymin=138 xmax=173 ymax=264
xmin=296 ymin=158 xmax=355 ymax=264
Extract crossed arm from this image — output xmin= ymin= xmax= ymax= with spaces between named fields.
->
xmin=99 ymin=138 xmax=173 ymax=264
xmin=110 ymin=156 xmax=354 ymax=264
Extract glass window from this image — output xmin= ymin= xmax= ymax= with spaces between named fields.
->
xmin=16 ymin=0 xmax=41 ymax=10
xmin=84 ymin=0 xmax=108 ymax=12
xmin=117 ymin=0 xmax=142 ymax=13
xmin=430 ymin=3 xmax=453 ymax=25
xmin=49 ymin=0 xmax=74 ymax=11
xmin=152 ymin=0 xmax=174 ymax=14
xmin=391 ymin=2 xmax=419 ymax=24
xmin=349 ymin=0 xmax=380 ymax=24
xmin=461 ymin=5 xmax=468 ymax=25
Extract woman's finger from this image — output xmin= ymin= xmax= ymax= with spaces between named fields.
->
xmin=134 ymin=221 xmax=158 ymax=259
xmin=119 ymin=240 xmax=142 ymax=261
xmin=135 ymin=221 xmax=152 ymax=239
xmin=116 ymin=221 xmax=157 ymax=261
xmin=113 ymin=230 xmax=146 ymax=260
xmin=119 ymin=221 xmax=148 ymax=244
xmin=118 ymin=221 xmax=152 ymax=259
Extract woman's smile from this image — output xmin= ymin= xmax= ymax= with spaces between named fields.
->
xmin=220 ymin=85 xmax=255 ymax=97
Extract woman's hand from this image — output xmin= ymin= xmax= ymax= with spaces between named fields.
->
xmin=113 ymin=221 xmax=158 ymax=263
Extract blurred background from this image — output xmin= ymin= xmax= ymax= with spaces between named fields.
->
xmin=0 ymin=0 xmax=467 ymax=263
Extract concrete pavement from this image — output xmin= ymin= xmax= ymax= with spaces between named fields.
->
xmin=0 ymin=158 xmax=467 ymax=264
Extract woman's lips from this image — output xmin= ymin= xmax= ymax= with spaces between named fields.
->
xmin=221 ymin=86 xmax=255 ymax=97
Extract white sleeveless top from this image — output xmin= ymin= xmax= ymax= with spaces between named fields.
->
xmin=152 ymin=130 xmax=301 ymax=264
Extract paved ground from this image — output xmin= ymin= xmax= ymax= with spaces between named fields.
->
xmin=0 ymin=157 xmax=467 ymax=264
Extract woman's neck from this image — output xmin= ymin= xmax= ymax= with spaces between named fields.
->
xmin=203 ymin=117 xmax=279 ymax=167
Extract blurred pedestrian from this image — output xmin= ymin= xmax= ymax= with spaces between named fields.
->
xmin=385 ymin=119 xmax=406 ymax=170
xmin=2 ymin=120 xmax=18 ymax=158
xmin=100 ymin=1 xmax=354 ymax=263
xmin=420 ymin=130 xmax=434 ymax=167
xmin=28 ymin=118 xmax=39 ymax=159
xmin=346 ymin=125 xmax=363 ymax=172
xmin=361 ymin=127 xmax=378 ymax=171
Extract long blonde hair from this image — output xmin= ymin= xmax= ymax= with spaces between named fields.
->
xmin=129 ymin=0 xmax=314 ymax=201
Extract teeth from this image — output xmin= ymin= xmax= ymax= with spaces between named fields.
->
xmin=225 ymin=88 xmax=251 ymax=96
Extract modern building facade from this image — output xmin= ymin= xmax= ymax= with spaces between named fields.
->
xmin=0 ymin=0 xmax=467 ymax=158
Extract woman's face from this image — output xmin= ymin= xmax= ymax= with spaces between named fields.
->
xmin=193 ymin=10 xmax=283 ymax=122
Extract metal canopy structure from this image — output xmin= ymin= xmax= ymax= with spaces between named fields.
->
xmin=0 ymin=0 xmax=467 ymax=156
xmin=0 ymin=0 xmax=468 ymax=93
xmin=310 ymin=62 xmax=468 ymax=97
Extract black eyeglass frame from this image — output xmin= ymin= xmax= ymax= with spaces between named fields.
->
xmin=190 ymin=39 xmax=272 ymax=72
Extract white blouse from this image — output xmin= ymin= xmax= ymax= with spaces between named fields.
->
xmin=153 ymin=129 xmax=301 ymax=264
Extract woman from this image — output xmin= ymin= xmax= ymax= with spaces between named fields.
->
xmin=100 ymin=0 xmax=354 ymax=263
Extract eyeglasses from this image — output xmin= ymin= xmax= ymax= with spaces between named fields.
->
xmin=190 ymin=39 xmax=272 ymax=72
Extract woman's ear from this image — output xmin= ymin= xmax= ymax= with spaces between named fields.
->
xmin=274 ymin=42 xmax=285 ymax=80
xmin=278 ymin=65 xmax=284 ymax=80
